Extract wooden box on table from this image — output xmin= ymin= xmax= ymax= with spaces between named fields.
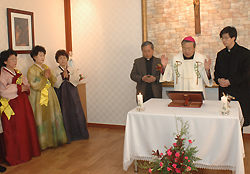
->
xmin=167 ymin=91 xmax=204 ymax=108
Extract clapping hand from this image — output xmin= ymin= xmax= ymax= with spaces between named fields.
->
xmin=218 ymin=78 xmax=231 ymax=87
xmin=63 ymin=68 xmax=68 ymax=79
xmin=44 ymin=68 xmax=51 ymax=79
xmin=21 ymin=84 xmax=30 ymax=92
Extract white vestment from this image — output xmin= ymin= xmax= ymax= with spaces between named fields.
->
xmin=160 ymin=52 xmax=214 ymax=98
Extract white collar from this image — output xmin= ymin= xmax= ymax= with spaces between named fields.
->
xmin=3 ymin=67 xmax=16 ymax=76
xmin=35 ymin=63 xmax=44 ymax=70
xmin=59 ymin=65 xmax=68 ymax=71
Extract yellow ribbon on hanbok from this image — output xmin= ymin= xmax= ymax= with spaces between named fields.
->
xmin=39 ymin=79 xmax=51 ymax=106
xmin=0 ymin=97 xmax=15 ymax=120
xmin=15 ymin=69 xmax=23 ymax=85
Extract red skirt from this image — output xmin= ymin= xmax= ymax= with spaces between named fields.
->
xmin=0 ymin=92 xmax=41 ymax=166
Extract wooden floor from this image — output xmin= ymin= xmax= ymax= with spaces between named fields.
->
xmin=1 ymin=127 xmax=249 ymax=174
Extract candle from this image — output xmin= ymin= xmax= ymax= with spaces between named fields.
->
xmin=137 ymin=93 xmax=143 ymax=108
xmin=221 ymin=95 xmax=228 ymax=112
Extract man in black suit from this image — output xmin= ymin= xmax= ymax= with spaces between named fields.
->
xmin=130 ymin=41 xmax=162 ymax=102
xmin=214 ymin=26 xmax=250 ymax=126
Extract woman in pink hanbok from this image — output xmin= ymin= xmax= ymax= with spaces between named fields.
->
xmin=0 ymin=49 xmax=40 ymax=166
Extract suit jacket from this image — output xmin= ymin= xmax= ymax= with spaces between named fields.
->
xmin=130 ymin=56 xmax=162 ymax=98
xmin=214 ymin=42 xmax=250 ymax=126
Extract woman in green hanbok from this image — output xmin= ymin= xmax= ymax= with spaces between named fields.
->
xmin=27 ymin=45 xmax=67 ymax=150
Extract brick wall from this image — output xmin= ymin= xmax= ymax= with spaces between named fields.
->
xmin=147 ymin=0 xmax=250 ymax=61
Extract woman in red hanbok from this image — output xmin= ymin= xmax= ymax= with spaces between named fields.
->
xmin=0 ymin=49 xmax=40 ymax=166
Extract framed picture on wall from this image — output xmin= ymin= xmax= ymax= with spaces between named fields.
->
xmin=7 ymin=8 xmax=35 ymax=54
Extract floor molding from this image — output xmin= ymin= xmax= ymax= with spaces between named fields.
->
xmin=88 ymin=123 xmax=125 ymax=130
xmin=243 ymin=133 xmax=250 ymax=139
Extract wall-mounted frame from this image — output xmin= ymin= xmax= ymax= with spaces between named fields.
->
xmin=7 ymin=8 xmax=35 ymax=54
xmin=141 ymin=0 xmax=147 ymax=42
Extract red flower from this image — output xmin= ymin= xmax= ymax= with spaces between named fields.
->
xmin=79 ymin=74 xmax=84 ymax=81
xmin=175 ymin=152 xmax=180 ymax=157
xmin=188 ymin=139 xmax=193 ymax=144
xmin=172 ymin=164 xmax=177 ymax=168
xmin=156 ymin=64 xmax=162 ymax=71
xmin=167 ymin=151 xmax=172 ymax=156
xmin=175 ymin=168 xmax=181 ymax=173
xmin=156 ymin=64 xmax=164 ymax=74
xmin=187 ymin=166 xmax=191 ymax=171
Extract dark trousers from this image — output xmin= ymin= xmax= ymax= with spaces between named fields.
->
xmin=144 ymin=87 xmax=154 ymax=102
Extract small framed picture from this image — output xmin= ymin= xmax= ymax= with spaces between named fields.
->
xmin=7 ymin=8 xmax=35 ymax=54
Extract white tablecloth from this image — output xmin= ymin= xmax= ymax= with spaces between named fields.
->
xmin=123 ymin=99 xmax=245 ymax=174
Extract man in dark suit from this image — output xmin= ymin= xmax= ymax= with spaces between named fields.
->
xmin=214 ymin=26 xmax=250 ymax=126
xmin=130 ymin=41 xmax=162 ymax=102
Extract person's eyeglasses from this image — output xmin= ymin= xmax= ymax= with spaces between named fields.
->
xmin=221 ymin=37 xmax=231 ymax=40
xmin=8 ymin=57 xmax=18 ymax=61
xmin=182 ymin=48 xmax=193 ymax=51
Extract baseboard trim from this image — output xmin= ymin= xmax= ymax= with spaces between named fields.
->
xmin=88 ymin=123 xmax=125 ymax=130
xmin=243 ymin=133 xmax=250 ymax=139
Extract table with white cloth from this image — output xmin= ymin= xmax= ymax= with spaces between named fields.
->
xmin=123 ymin=99 xmax=245 ymax=174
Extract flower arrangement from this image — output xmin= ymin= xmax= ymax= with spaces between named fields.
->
xmin=139 ymin=117 xmax=201 ymax=174
xmin=156 ymin=64 xmax=164 ymax=74
xmin=156 ymin=64 xmax=162 ymax=71
xmin=79 ymin=74 xmax=85 ymax=81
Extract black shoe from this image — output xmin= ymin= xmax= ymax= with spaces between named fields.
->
xmin=0 ymin=165 xmax=6 ymax=173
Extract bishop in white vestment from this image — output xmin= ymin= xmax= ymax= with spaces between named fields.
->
xmin=160 ymin=36 xmax=214 ymax=98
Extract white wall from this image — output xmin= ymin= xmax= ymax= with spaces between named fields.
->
xmin=71 ymin=0 xmax=142 ymax=125
xmin=0 ymin=0 xmax=66 ymax=76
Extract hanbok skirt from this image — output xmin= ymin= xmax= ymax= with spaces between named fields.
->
xmin=29 ymin=86 xmax=68 ymax=150
xmin=55 ymin=81 xmax=89 ymax=143
xmin=0 ymin=92 xmax=41 ymax=166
